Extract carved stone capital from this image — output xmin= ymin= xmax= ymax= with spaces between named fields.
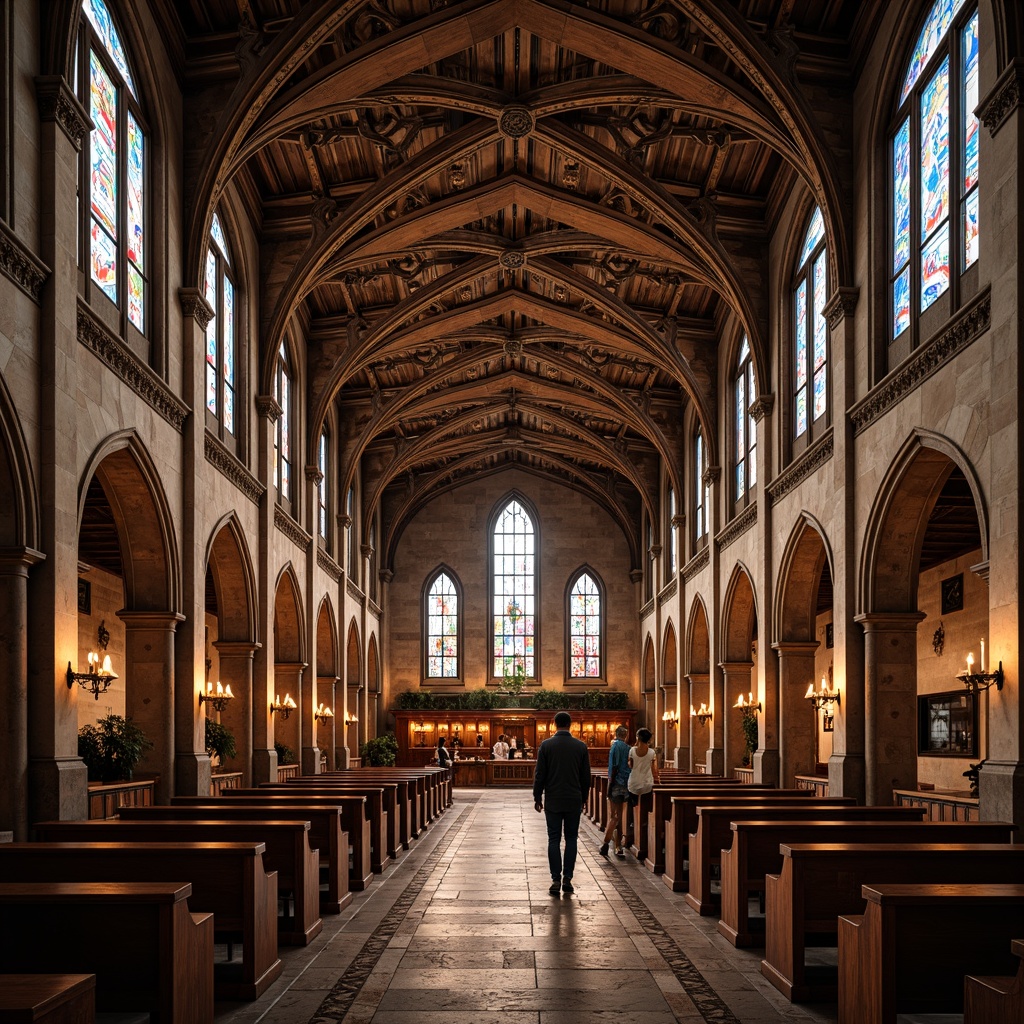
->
xmin=671 ymin=513 xmax=686 ymax=529
xmin=0 ymin=220 xmax=49 ymax=302
xmin=629 ymin=568 xmax=644 ymax=585
xmin=178 ymin=287 xmax=214 ymax=330
xmin=823 ymin=286 xmax=859 ymax=330
xmin=255 ymin=395 xmax=282 ymax=422
xmin=978 ymin=60 xmax=1024 ymax=137
xmin=35 ymin=76 xmax=90 ymax=151
xmin=749 ymin=394 xmax=775 ymax=422
xmin=702 ymin=465 xmax=721 ymax=487
xmin=338 ymin=514 xmax=353 ymax=530
xmin=379 ymin=568 xmax=394 ymax=585
xmin=305 ymin=465 xmax=324 ymax=485
xmin=648 ymin=543 xmax=662 ymax=560
xmin=360 ymin=543 xmax=374 ymax=560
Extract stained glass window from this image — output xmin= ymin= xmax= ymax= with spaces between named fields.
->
xmin=79 ymin=0 xmax=146 ymax=332
xmin=568 ymin=572 xmax=601 ymax=678
xmin=204 ymin=212 xmax=236 ymax=440
xmin=346 ymin=486 xmax=356 ymax=571
xmin=695 ymin=429 xmax=709 ymax=547
xmin=735 ymin=337 xmax=756 ymax=500
xmin=426 ymin=572 xmax=459 ymax=678
xmin=318 ymin=430 xmax=329 ymax=542
xmin=274 ymin=343 xmax=292 ymax=502
xmin=793 ymin=208 xmax=828 ymax=441
xmin=891 ymin=1 xmax=978 ymax=345
xmin=667 ymin=487 xmax=677 ymax=577
xmin=492 ymin=499 xmax=536 ymax=680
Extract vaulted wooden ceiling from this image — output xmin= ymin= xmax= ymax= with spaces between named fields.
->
xmin=168 ymin=0 xmax=885 ymax=566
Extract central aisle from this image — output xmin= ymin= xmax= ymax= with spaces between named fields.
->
xmin=227 ymin=789 xmax=840 ymax=1024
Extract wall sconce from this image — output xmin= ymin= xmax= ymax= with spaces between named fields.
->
xmin=199 ymin=680 xmax=235 ymax=713
xmin=690 ymin=703 xmax=712 ymax=727
xmin=662 ymin=709 xmax=678 ymax=728
xmin=805 ymin=674 xmax=841 ymax=730
xmin=314 ymin=703 xmax=334 ymax=725
xmin=733 ymin=692 xmax=762 ymax=713
xmin=957 ymin=643 xmax=1003 ymax=693
xmin=344 ymin=710 xmax=358 ymax=725
xmin=67 ymin=652 xmax=118 ymax=700
xmin=270 ymin=693 xmax=297 ymax=719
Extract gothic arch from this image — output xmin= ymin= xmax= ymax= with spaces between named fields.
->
xmin=661 ymin=620 xmax=677 ymax=687
xmin=205 ymin=512 xmax=259 ymax=644
xmin=686 ymin=595 xmax=711 ymax=676
xmin=722 ymin=563 xmax=758 ymax=664
xmin=774 ymin=513 xmax=834 ymax=643
xmin=0 ymin=370 xmax=39 ymax=550
xmin=273 ymin=563 xmax=306 ymax=664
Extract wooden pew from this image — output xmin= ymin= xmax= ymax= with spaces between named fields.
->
xmin=120 ymin=804 xmax=350 ymax=914
xmin=34 ymin=819 xmax=321 ymax=946
xmin=838 ymin=884 xmax=1024 ymax=1024
xmin=964 ymin=937 xmax=1024 ymax=1024
xmin=0 ymin=881 xmax=213 ymax=1023
xmin=0 ymin=841 xmax=281 ymax=1001
xmin=181 ymin=792 xmax=373 ymax=890
xmin=720 ymin=818 xmax=1016 ymax=948
xmin=684 ymin=802 xmax=925 ymax=907
xmin=0 ymin=975 xmax=95 ymax=1023
xmin=649 ymin=787 xmax=811 ymax=876
xmin=761 ymin=839 xmax=1023 ymax=1002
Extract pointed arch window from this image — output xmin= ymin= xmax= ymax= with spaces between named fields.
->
xmin=694 ymin=428 xmax=709 ymax=549
xmin=734 ymin=337 xmax=756 ymax=507
xmin=644 ymin=517 xmax=653 ymax=603
xmin=567 ymin=570 xmax=603 ymax=679
xmin=425 ymin=570 xmax=460 ymax=679
xmin=317 ymin=428 xmax=329 ymax=546
xmin=273 ymin=342 xmax=292 ymax=507
xmin=346 ymin=486 xmax=356 ymax=574
xmin=205 ymin=212 xmax=236 ymax=444
xmin=793 ymin=207 xmax=828 ymax=449
xmin=492 ymin=498 xmax=536 ymax=681
xmin=76 ymin=0 xmax=147 ymax=337
xmin=666 ymin=486 xmax=677 ymax=580
xmin=890 ymin=0 xmax=979 ymax=358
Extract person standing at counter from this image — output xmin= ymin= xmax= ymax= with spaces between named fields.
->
xmin=492 ymin=734 xmax=509 ymax=760
xmin=437 ymin=736 xmax=452 ymax=770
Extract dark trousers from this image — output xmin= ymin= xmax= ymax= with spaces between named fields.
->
xmin=544 ymin=807 xmax=581 ymax=881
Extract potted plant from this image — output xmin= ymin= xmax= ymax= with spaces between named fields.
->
xmin=360 ymin=733 xmax=398 ymax=767
xmin=274 ymin=741 xmax=295 ymax=766
xmin=740 ymin=707 xmax=759 ymax=768
xmin=78 ymin=714 xmax=153 ymax=784
xmin=205 ymin=719 xmax=237 ymax=772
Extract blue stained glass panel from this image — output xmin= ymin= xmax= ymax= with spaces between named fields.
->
xmin=280 ymin=374 xmax=290 ymax=460
xmin=224 ymin=386 xmax=234 ymax=436
xmin=900 ymin=0 xmax=967 ymax=105
xmin=921 ymin=57 xmax=950 ymax=242
xmin=90 ymin=221 xmax=117 ymax=302
xmin=223 ymin=278 xmax=234 ymax=385
xmin=735 ymin=374 xmax=745 ymax=454
xmin=893 ymin=268 xmax=911 ymax=338
xmin=427 ymin=573 xmax=458 ymax=677
xmin=964 ymin=13 xmax=979 ymax=190
xmin=893 ymin=119 xmax=911 ymax=274
xmin=205 ymin=251 xmax=217 ymax=414
xmin=813 ymin=367 xmax=827 ymax=420
xmin=569 ymin=574 xmax=600 ymax=677
xmin=127 ymin=264 xmax=143 ymax=331
xmin=211 ymin=212 xmax=229 ymax=263
xmin=127 ymin=112 xmax=143 ymax=271
xmin=813 ymin=254 xmax=827 ymax=370
xmin=90 ymin=52 xmax=117 ymax=238
xmin=798 ymin=207 xmax=825 ymax=266
xmin=921 ymin=221 xmax=950 ymax=310
xmin=83 ymin=0 xmax=137 ymax=97
xmin=964 ymin=189 xmax=979 ymax=268
xmin=796 ymin=389 xmax=807 ymax=438
xmin=206 ymin=363 xmax=217 ymax=415
xmin=795 ymin=281 xmax=807 ymax=388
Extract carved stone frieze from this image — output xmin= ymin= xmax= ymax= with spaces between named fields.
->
xmin=658 ymin=577 xmax=678 ymax=602
xmin=978 ymin=60 xmax=1024 ymax=137
xmin=178 ymin=287 xmax=214 ymax=330
xmin=823 ymin=286 xmax=859 ymax=330
xmin=347 ymin=579 xmax=363 ymax=601
xmin=77 ymin=302 xmax=188 ymax=432
xmin=767 ymin=429 xmax=833 ymax=506
xmin=715 ymin=502 xmax=757 ymax=550
xmin=318 ymin=548 xmax=342 ymax=582
xmin=204 ymin=433 xmax=264 ymax=505
xmin=255 ymin=395 xmax=283 ymax=422
xmin=850 ymin=289 xmax=991 ymax=436
xmin=35 ymin=76 xmax=90 ymax=151
xmin=0 ymin=220 xmax=49 ymax=302
xmin=274 ymin=506 xmax=311 ymax=550
xmin=682 ymin=546 xmax=709 ymax=582
xmin=640 ymin=598 xmax=655 ymax=618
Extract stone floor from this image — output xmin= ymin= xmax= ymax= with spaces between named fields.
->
xmin=211 ymin=789 xmax=876 ymax=1024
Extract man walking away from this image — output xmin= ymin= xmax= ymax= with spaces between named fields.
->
xmin=533 ymin=711 xmax=591 ymax=896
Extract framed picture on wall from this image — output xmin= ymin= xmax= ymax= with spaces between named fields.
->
xmin=941 ymin=573 xmax=964 ymax=614
xmin=77 ymin=579 xmax=91 ymax=614
xmin=918 ymin=690 xmax=977 ymax=757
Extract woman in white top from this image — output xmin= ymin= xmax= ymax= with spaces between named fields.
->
xmin=492 ymin=734 xmax=509 ymax=760
xmin=627 ymin=728 xmax=660 ymax=798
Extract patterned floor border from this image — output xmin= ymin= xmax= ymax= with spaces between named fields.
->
xmin=308 ymin=800 xmax=473 ymax=1023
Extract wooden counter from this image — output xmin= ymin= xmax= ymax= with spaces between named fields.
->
xmin=451 ymin=759 xmax=538 ymax=786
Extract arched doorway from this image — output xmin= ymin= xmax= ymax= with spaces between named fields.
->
xmin=273 ymin=566 xmax=306 ymax=770
xmin=641 ymin=635 xmax=656 ymax=733
xmin=346 ymin=620 xmax=362 ymax=754
xmin=661 ymin=622 xmax=677 ymax=753
xmin=686 ymin=597 xmax=711 ymax=773
xmin=721 ymin=565 xmax=757 ymax=777
xmin=367 ymin=633 xmax=380 ymax=743
xmin=314 ymin=598 xmax=339 ymax=771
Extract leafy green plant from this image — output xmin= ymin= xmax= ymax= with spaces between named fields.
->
xmin=580 ymin=689 xmax=629 ymax=710
xmin=205 ymin=719 xmax=237 ymax=769
xmin=532 ymin=689 xmax=570 ymax=710
xmin=463 ymin=688 xmax=501 ymax=711
xmin=274 ymin=741 xmax=295 ymax=766
xmin=740 ymin=708 xmax=759 ymax=768
xmin=78 ymin=714 xmax=153 ymax=783
xmin=397 ymin=689 xmax=434 ymax=710
xmin=360 ymin=733 xmax=398 ymax=767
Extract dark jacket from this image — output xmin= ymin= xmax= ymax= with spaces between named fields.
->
xmin=533 ymin=729 xmax=591 ymax=812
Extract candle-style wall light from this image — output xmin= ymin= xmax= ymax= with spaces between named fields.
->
xmin=690 ymin=703 xmax=712 ymax=727
xmin=957 ymin=640 xmax=1003 ymax=693
xmin=733 ymin=692 xmax=761 ymax=713
xmin=270 ymin=693 xmax=297 ymax=719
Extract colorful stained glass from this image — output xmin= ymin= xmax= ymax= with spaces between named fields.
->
xmin=224 ymin=386 xmax=234 ymax=437
xmin=695 ymin=432 xmax=705 ymax=540
xmin=127 ymin=112 xmax=143 ymax=271
xmin=318 ymin=433 xmax=327 ymax=540
xmin=89 ymin=51 xmax=117 ymax=238
xmin=795 ymin=389 xmax=807 ymax=438
xmin=893 ymin=268 xmax=911 ymax=338
xmin=922 ymin=222 xmax=950 ymax=310
xmin=963 ymin=13 xmax=979 ymax=190
xmin=668 ymin=487 xmax=677 ymax=572
xmin=746 ymin=361 xmax=757 ymax=485
xmin=569 ymin=573 xmax=600 ymax=678
xmin=205 ymin=251 xmax=217 ymax=415
xmin=83 ymin=0 xmax=137 ymax=98
xmin=127 ymin=263 xmax=143 ymax=331
xmin=964 ymin=189 xmax=979 ymax=267
xmin=900 ymin=0 xmax=968 ymax=105
xmin=211 ymin=212 xmax=229 ymax=263
xmin=799 ymin=206 xmax=825 ymax=266
xmin=735 ymin=374 xmax=745 ymax=455
xmin=427 ymin=572 xmax=459 ymax=677
xmin=795 ymin=281 xmax=808 ymax=387
xmin=90 ymin=220 xmax=117 ymax=302
xmin=813 ymin=366 xmax=827 ymax=420
xmin=893 ymin=118 xmax=911 ymax=274
xmin=493 ymin=500 xmax=536 ymax=677
xmin=223 ymin=277 xmax=234 ymax=386
xmin=921 ymin=57 xmax=950 ymax=242
xmin=813 ymin=254 xmax=827 ymax=371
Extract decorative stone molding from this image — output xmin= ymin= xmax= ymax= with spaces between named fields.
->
xmin=0 ymin=219 xmax=49 ymax=302
xmin=702 ymin=465 xmax=721 ymax=487
xmin=318 ymin=549 xmax=342 ymax=582
xmin=498 ymin=105 xmax=534 ymax=139
xmin=823 ymin=286 xmax=859 ymax=330
xmin=970 ymin=559 xmax=990 ymax=583
xmin=499 ymin=250 xmax=526 ymax=270
xmin=850 ymin=289 xmax=991 ymax=436
xmin=671 ymin=513 xmax=686 ymax=529
xmin=978 ymin=60 xmax=1024 ymax=137
xmin=640 ymin=598 xmax=654 ymax=618
xmin=658 ymin=577 xmax=678 ymax=602
xmin=274 ymin=506 xmax=311 ymax=550
xmin=379 ymin=568 xmax=394 ymax=585
xmin=715 ymin=502 xmax=757 ymax=550
xmin=35 ymin=76 xmax=90 ymax=151
xmin=77 ymin=301 xmax=188 ymax=431
xmin=768 ymin=429 xmax=834 ymax=506
xmin=648 ymin=543 xmax=662 ymax=560
xmin=305 ymin=465 xmax=324 ymax=485
xmin=749 ymin=394 xmax=775 ymax=422
xmin=682 ymin=547 xmax=709 ymax=581
xmin=204 ymin=432 xmax=264 ymax=505
xmin=338 ymin=514 xmax=353 ymax=530
xmin=178 ymin=287 xmax=214 ymax=330
xmin=255 ymin=395 xmax=282 ymax=422
xmin=629 ymin=568 xmax=644 ymax=584
xmin=360 ymin=543 xmax=374 ymax=560
xmin=346 ymin=579 xmax=363 ymax=601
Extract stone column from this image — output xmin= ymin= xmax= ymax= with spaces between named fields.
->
xmin=705 ymin=664 xmax=725 ymax=777
xmin=685 ymin=672 xmax=709 ymax=772
xmin=0 ymin=548 xmax=44 ymax=838
xmin=315 ymin=676 xmax=338 ymax=770
xmin=300 ymin=662 xmax=322 ymax=777
xmin=273 ymin=661 xmax=306 ymax=770
xmin=856 ymin=612 xmax=925 ymax=805
xmin=215 ymin=641 xmax=257 ymax=787
xmin=771 ymin=642 xmax=818 ymax=787
xmin=29 ymin=78 xmax=90 ymax=825
xmin=337 ymin=512 xmax=353 ymax=768
xmin=720 ymin=662 xmax=753 ymax=777
xmin=120 ymin=611 xmax=184 ymax=804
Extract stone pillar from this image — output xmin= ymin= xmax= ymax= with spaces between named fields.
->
xmin=315 ymin=676 xmax=338 ymax=770
xmin=0 ymin=548 xmax=44 ymax=839
xmin=273 ymin=661 xmax=306 ymax=769
xmin=338 ymin=512 xmax=353 ymax=767
xmin=685 ymin=672 xmax=709 ymax=772
xmin=29 ymin=78 xmax=91 ymax=825
xmin=705 ymin=663 xmax=725 ymax=777
xmin=215 ymin=641 xmax=257 ymax=787
xmin=300 ymin=661 xmax=322 ymax=777
xmin=856 ymin=612 xmax=926 ymax=805
xmin=771 ymin=642 xmax=818 ymax=787
xmin=753 ymin=639 xmax=780 ymax=787
xmin=120 ymin=611 xmax=184 ymax=804
xmin=720 ymin=662 xmax=754 ymax=776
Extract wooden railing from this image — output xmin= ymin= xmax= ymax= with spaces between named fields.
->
xmin=210 ymin=772 xmax=243 ymax=797
xmin=87 ymin=776 xmax=157 ymax=820
xmin=893 ymin=787 xmax=979 ymax=821
xmin=795 ymin=774 xmax=829 ymax=797
xmin=277 ymin=763 xmax=299 ymax=782
xmin=734 ymin=767 xmax=754 ymax=784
